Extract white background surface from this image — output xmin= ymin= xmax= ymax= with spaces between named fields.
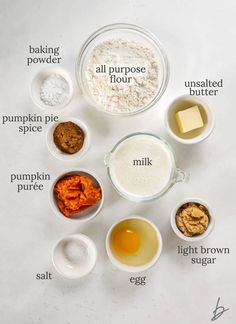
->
xmin=0 ymin=0 xmax=236 ymax=323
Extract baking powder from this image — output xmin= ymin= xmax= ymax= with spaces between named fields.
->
xmin=40 ymin=73 xmax=69 ymax=107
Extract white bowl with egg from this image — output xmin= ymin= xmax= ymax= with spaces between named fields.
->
xmin=165 ymin=95 xmax=215 ymax=144
xmin=106 ymin=216 xmax=163 ymax=272
xmin=52 ymin=234 xmax=97 ymax=279
xmin=31 ymin=66 xmax=74 ymax=111
xmin=46 ymin=117 xmax=90 ymax=161
xmin=170 ymin=197 xmax=215 ymax=242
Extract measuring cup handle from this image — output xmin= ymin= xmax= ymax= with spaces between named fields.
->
xmin=104 ymin=153 xmax=111 ymax=166
xmin=175 ymin=168 xmax=190 ymax=183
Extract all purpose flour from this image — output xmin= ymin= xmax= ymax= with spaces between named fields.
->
xmin=85 ymin=39 xmax=159 ymax=114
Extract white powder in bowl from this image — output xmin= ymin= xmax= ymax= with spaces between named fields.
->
xmin=63 ymin=240 xmax=88 ymax=265
xmin=85 ymin=39 xmax=159 ymax=114
xmin=40 ymin=73 xmax=69 ymax=107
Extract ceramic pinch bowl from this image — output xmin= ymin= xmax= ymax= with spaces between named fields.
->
xmin=52 ymin=234 xmax=97 ymax=279
xmin=170 ymin=197 xmax=215 ymax=242
xmin=31 ymin=66 xmax=74 ymax=111
xmin=106 ymin=216 xmax=163 ymax=273
xmin=46 ymin=117 xmax=90 ymax=161
xmin=50 ymin=170 xmax=104 ymax=222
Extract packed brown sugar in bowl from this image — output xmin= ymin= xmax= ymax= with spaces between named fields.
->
xmin=54 ymin=175 xmax=101 ymax=217
xmin=176 ymin=202 xmax=210 ymax=237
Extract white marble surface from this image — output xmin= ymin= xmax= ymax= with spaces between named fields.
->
xmin=0 ymin=0 xmax=236 ymax=323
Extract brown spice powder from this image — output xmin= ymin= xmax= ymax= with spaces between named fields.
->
xmin=53 ymin=121 xmax=85 ymax=154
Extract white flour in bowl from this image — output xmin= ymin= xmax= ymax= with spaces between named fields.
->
xmin=85 ymin=39 xmax=159 ymax=114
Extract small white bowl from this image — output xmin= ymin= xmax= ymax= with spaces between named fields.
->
xmin=46 ymin=117 xmax=90 ymax=161
xmin=50 ymin=170 xmax=104 ymax=222
xmin=170 ymin=198 xmax=215 ymax=242
xmin=106 ymin=216 xmax=163 ymax=273
xmin=52 ymin=234 xmax=97 ymax=279
xmin=165 ymin=95 xmax=215 ymax=144
xmin=31 ymin=66 xmax=73 ymax=111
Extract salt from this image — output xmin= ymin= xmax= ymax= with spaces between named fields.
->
xmin=40 ymin=73 xmax=69 ymax=107
xmin=64 ymin=240 xmax=88 ymax=265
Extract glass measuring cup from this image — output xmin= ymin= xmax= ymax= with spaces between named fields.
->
xmin=104 ymin=133 xmax=189 ymax=202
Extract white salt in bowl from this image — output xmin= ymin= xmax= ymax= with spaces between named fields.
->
xmin=76 ymin=23 xmax=169 ymax=116
xmin=170 ymin=197 xmax=215 ymax=242
xmin=52 ymin=234 xmax=97 ymax=279
xmin=165 ymin=95 xmax=215 ymax=144
xmin=31 ymin=66 xmax=74 ymax=111
xmin=46 ymin=117 xmax=90 ymax=161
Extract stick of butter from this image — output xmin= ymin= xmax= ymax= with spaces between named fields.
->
xmin=175 ymin=105 xmax=204 ymax=133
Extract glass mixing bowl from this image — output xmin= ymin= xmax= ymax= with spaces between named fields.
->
xmin=104 ymin=133 xmax=189 ymax=202
xmin=76 ymin=23 xmax=169 ymax=116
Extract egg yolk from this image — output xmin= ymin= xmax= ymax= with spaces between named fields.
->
xmin=113 ymin=228 xmax=141 ymax=254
